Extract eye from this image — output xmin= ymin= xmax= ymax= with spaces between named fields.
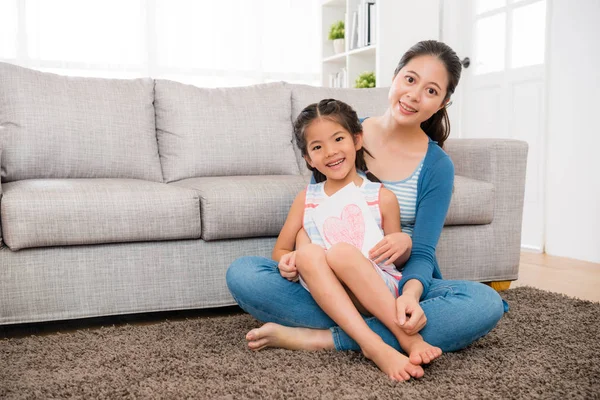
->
xmin=427 ymin=88 xmax=438 ymax=96
xmin=335 ymin=136 xmax=344 ymax=142
xmin=405 ymin=76 xmax=415 ymax=84
xmin=312 ymin=145 xmax=321 ymax=151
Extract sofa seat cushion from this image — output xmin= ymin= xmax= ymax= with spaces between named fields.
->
xmin=1 ymin=179 xmax=201 ymax=251
xmin=445 ymin=175 xmax=495 ymax=225
xmin=171 ymin=175 xmax=308 ymax=241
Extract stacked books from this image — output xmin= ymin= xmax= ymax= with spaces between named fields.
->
xmin=349 ymin=0 xmax=376 ymax=50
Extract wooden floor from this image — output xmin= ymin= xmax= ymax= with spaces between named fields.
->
xmin=512 ymin=251 xmax=600 ymax=302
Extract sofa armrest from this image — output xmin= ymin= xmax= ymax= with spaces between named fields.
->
xmin=0 ymin=148 xmax=3 ymax=247
xmin=444 ymin=138 xmax=529 ymax=281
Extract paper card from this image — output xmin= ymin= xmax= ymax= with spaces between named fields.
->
xmin=311 ymin=182 xmax=383 ymax=258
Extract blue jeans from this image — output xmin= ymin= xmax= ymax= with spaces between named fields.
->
xmin=226 ymin=256 xmax=506 ymax=352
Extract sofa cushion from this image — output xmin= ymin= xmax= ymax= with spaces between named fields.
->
xmin=0 ymin=62 xmax=162 ymax=183
xmin=155 ymin=80 xmax=300 ymax=183
xmin=171 ymin=175 xmax=308 ymax=240
xmin=1 ymin=179 xmax=201 ymax=251
xmin=445 ymin=175 xmax=495 ymax=225
xmin=289 ymin=84 xmax=390 ymax=174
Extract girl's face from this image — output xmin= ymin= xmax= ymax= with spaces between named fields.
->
xmin=388 ymin=55 xmax=449 ymax=126
xmin=303 ymin=118 xmax=362 ymax=181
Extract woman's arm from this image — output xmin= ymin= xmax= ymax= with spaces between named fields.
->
xmin=398 ymin=155 xmax=454 ymax=298
xmin=272 ymin=189 xmax=306 ymax=262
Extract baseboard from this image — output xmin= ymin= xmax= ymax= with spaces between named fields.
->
xmin=521 ymin=245 xmax=543 ymax=253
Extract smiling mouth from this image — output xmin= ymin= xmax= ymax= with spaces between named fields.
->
xmin=400 ymin=101 xmax=417 ymax=113
xmin=326 ymin=158 xmax=344 ymax=167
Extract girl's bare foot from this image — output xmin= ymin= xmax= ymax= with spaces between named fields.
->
xmin=402 ymin=334 xmax=443 ymax=365
xmin=362 ymin=341 xmax=424 ymax=381
xmin=245 ymin=322 xmax=334 ymax=351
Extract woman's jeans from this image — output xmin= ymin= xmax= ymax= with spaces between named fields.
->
xmin=226 ymin=256 xmax=507 ymax=352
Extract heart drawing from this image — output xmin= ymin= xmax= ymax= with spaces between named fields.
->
xmin=322 ymin=204 xmax=365 ymax=250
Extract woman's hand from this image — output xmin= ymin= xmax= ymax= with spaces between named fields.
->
xmin=278 ymin=251 xmax=299 ymax=282
xmin=395 ymin=293 xmax=427 ymax=335
xmin=369 ymin=232 xmax=412 ymax=266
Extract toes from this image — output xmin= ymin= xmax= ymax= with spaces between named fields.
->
xmin=246 ymin=329 xmax=259 ymax=341
xmin=398 ymin=369 xmax=411 ymax=381
xmin=420 ymin=352 xmax=432 ymax=364
xmin=409 ymin=352 xmax=422 ymax=365
xmin=248 ymin=338 xmax=269 ymax=350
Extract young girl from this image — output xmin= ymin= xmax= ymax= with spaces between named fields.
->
xmin=271 ymin=98 xmax=441 ymax=381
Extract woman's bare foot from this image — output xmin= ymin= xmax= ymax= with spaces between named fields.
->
xmin=402 ymin=334 xmax=443 ymax=365
xmin=362 ymin=341 xmax=424 ymax=381
xmin=245 ymin=322 xmax=334 ymax=351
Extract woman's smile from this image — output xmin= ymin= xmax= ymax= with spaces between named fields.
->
xmin=399 ymin=101 xmax=418 ymax=115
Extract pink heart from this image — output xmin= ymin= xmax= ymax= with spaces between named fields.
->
xmin=323 ymin=204 xmax=365 ymax=250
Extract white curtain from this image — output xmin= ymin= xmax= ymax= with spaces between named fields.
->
xmin=0 ymin=0 xmax=321 ymax=87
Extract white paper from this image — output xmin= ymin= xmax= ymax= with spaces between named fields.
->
xmin=311 ymin=183 xmax=383 ymax=258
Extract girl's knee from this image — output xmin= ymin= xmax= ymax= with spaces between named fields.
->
xmin=326 ymin=242 xmax=361 ymax=269
xmin=296 ymin=244 xmax=326 ymax=273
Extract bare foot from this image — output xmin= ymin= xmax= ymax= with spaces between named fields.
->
xmin=402 ymin=334 xmax=443 ymax=365
xmin=362 ymin=341 xmax=424 ymax=381
xmin=245 ymin=322 xmax=334 ymax=351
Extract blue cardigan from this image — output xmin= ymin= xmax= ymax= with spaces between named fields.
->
xmin=396 ymin=139 xmax=453 ymax=297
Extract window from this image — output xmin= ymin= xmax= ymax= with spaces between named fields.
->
xmin=0 ymin=0 xmax=321 ymax=86
xmin=472 ymin=0 xmax=547 ymax=75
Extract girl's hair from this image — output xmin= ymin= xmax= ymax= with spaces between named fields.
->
xmin=293 ymin=98 xmax=378 ymax=183
xmin=393 ymin=40 xmax=462 ymax=148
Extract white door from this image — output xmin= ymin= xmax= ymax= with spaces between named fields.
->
xmin=442 ymin=0 xmax=549 ymax=252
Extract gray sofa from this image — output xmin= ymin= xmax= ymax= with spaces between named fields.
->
xmin=0 ymin=62 xmax=528 ymax=326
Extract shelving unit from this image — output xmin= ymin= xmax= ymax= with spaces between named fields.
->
xmin=320 ymin=0 xmax=440 ymax=88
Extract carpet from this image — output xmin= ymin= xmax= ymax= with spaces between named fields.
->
xmin=1 ymin=287 xmax=599 ymax=399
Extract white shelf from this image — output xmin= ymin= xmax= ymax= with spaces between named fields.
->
xmin=322 ymin=53 xmax=347 ymax=63
xmin=321 ymin=0 xmax=346 ymax=6
xmin=347 ymin=45 xmax=376 ymax=57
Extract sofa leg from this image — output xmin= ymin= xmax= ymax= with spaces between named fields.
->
xmin=485 ymin=281 xmax=512 ymax=292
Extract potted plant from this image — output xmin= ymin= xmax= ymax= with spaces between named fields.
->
xmin=354 ymin=71 xmax=376 ymax=88
xmin=328 ymin=20 xmax=345 ymax=54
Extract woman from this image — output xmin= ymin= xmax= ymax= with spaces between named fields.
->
xmin=225 ymin=40 xmax=505 ymax=363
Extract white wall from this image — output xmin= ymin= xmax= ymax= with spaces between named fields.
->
xmin=545 ymin=0 xmax=600 ymax=263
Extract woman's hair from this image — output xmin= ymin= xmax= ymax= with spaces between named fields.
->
xmin=393 ymin=40 xmax=462 ymax=148
xmin=293 ymin=98 xmax=378 ymax=183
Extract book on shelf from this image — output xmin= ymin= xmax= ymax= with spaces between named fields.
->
xmin=350 ymin=11 xmax=358 ymax=50
xmin=357 ymin=0 xmax=376 ymax=49
xmin=368 ymin=2 xmax=376 ymax=46
xmin=328 ymin=67 xmax=347 ymax=88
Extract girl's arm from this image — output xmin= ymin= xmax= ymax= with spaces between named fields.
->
xmin=272 ymin=189 xmax=306 ymax=262
xmin=295 ymin=228 xmax=311 ymax=250
xmin=398 ymin=155 xmax=454 ymax=298
xmin=379 ymin=187 xmax=411 ymax=268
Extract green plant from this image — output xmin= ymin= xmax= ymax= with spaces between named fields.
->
xmin=328 ymin=20 xmax=344 ymax=40
xmin=354 ymin=71 xmax=376 ymax=88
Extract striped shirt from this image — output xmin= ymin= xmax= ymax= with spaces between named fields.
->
xmin=359 ymin=160 xmax=423 ymax=238
xmin=379 ymin=161 xmax=423 ymax=237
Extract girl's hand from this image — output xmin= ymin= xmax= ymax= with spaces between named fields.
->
xmin=395 ymin=293 xmax=427 ymax=335
xmin=278 ymin=251 xmax=299 ymax=282
xmin=369 ymin=232 xmax=411 ymax=265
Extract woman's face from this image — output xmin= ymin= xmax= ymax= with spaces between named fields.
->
xmin=387 ymin=55 xmax=449 ymax=126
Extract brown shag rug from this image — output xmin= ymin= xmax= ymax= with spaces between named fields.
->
xmin=1 ymin=287 xmax=599 ymax=399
